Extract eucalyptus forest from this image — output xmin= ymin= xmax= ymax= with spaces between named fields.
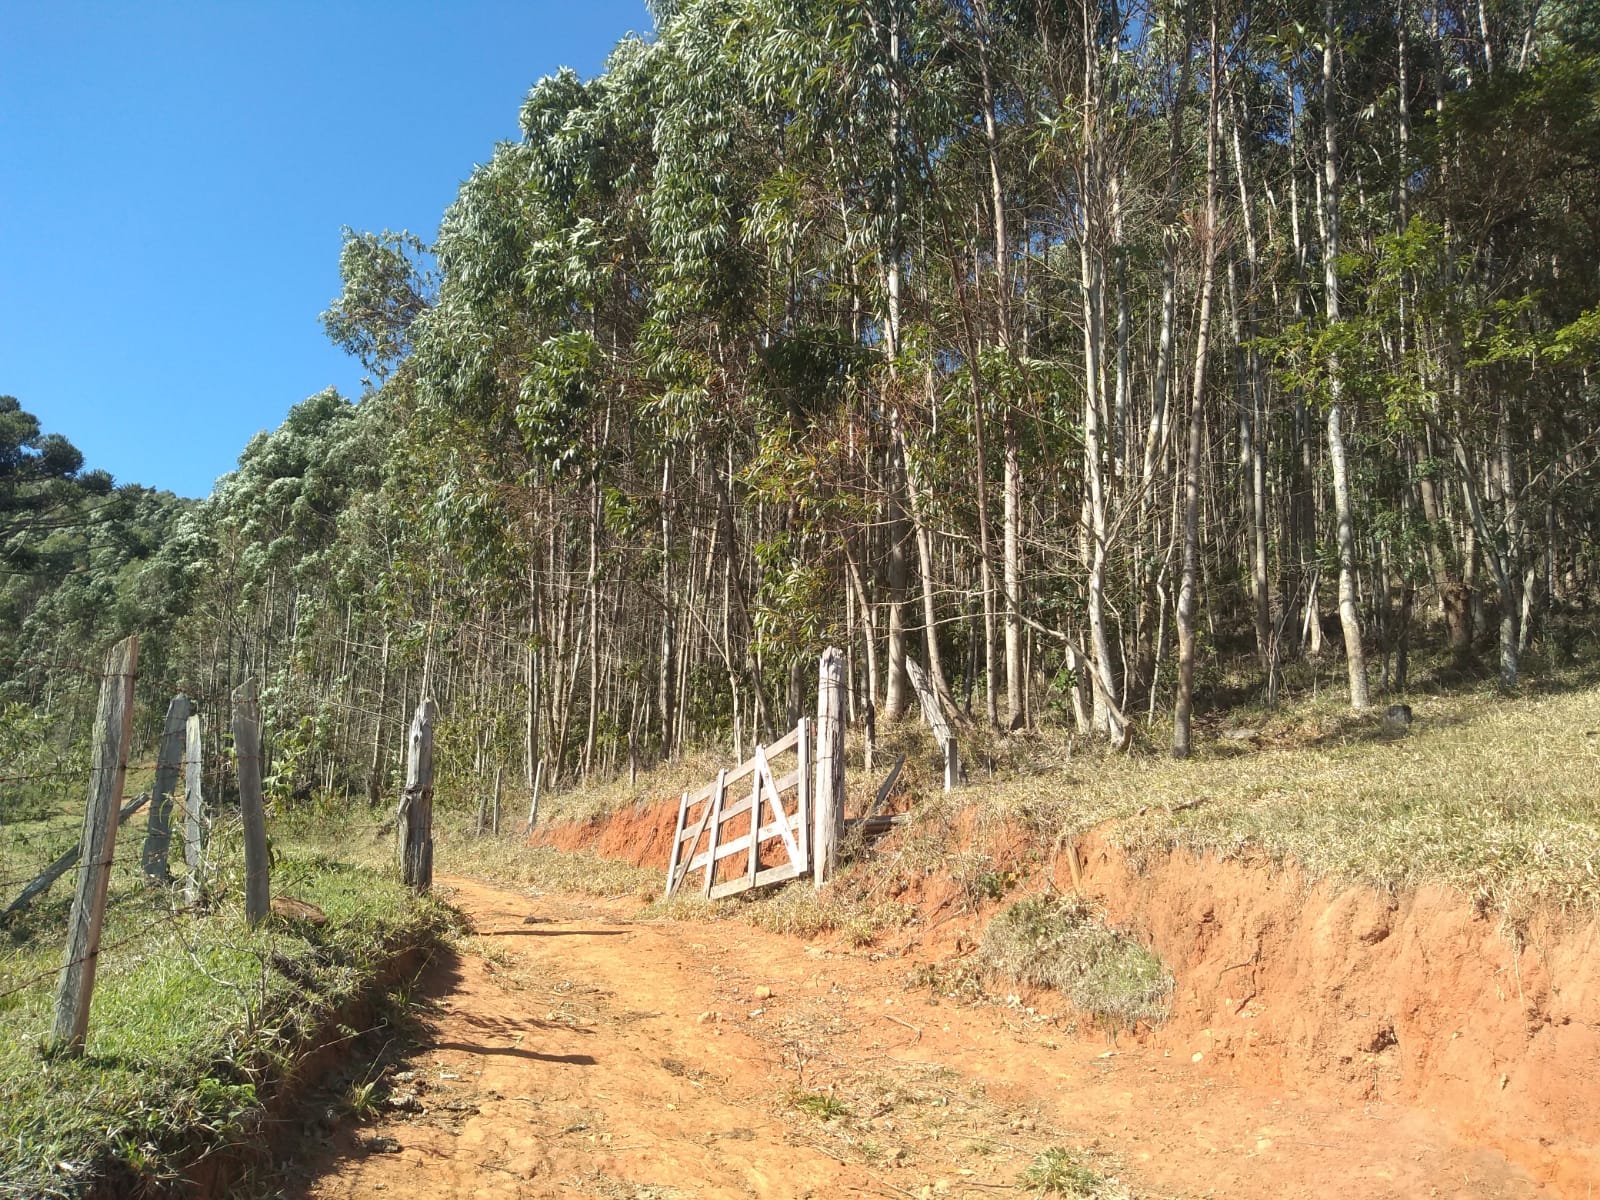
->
xmin=6 ymin=0 xmax=1600 ymax=814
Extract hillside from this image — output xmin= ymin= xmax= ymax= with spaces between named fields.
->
xmin=3 ymin=0 xmax=1600 ymax=1196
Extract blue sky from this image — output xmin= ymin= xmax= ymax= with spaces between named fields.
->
xmin=1 ymin=1 xmax=651 ymax=499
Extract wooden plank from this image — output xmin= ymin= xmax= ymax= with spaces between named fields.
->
xmin=526 ymin=759 xmax=544 ymax=830
xmin=868 ymin=754 xmax=906 ymax=818
xmin=752 ymin=861 xmax=803 ymax=888
xmin=905 ymin=657 xmax=957 ymax=792
xmin=708 ymin=811 xmax=805 ymax=864
xmin=5 ymin=792 xmax=148 ymax=921
xmin=756 ymin=811 xmax=804 ymax=843
xmin=397 ymin=698 xmax=437 ymax=890
xmin=746 ymin=763 xmax=759 ymax=887
xmin=141 ymin=694 xmax=191 ymax=884
xmin=668 ymin=793 xmax=713 ymax=889
xmin=681 ymin=728 xmax=799 ymax=809
xmin=664 ymin=790 xmax=690 ymax=898
xmin=813 ymin=648 xmax=846 ymax=884
xmin=756 ymin=745 xmax=801 ymax=868
xmin=50 ymin=634 xmax=138 ymax=1056
xmin=182 ymin=711 xmax=205 ymax=905
xmin=845 ymin=813 xmax=912 ymax=835
xmin=712 ymin=832 xmax=754 ymax=863
xmin=720 ymin=756 xmax=759 ymax=791
xmin=796 ymin=717 xmax=810 ymax=875
xmin=700 ymin=769 xmax=726 ymax=898
xmin=903 ymin=656 xmax=954 ymax=745
xmin=233 ymin=677 xmax=271 ymax=925
xmin=764 ymin=724 xmax=802 ymax=760
xmin=705 ymin=790 xmax=754 ymax=827
xmin=706 ymin=875 xmax=751 ymax=901
xmin=667 ymin=805 xmax=712 ymax=897
xmin=707 ymin=859 xmax=809 ymax=898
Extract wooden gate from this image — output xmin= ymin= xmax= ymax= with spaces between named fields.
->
xmin=665 ymin=719 xmax=811 ymax=900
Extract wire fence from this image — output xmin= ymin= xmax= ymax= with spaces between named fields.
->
xmin=0 ymin=636 xmax=446 ymax=1058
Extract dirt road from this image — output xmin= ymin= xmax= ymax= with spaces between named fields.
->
xmin=289 ymin=876 xmax=1546 ymax=1200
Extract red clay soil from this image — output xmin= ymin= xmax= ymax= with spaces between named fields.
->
xmin=292 ymin=875 xmax=1549 ymax=1200
xmin=532 ymin=798 xmax=683 ymax=870
xmin=527 ymin=803 xmax=1598 ymax=1196
xmin=1063 ymin=834 xmax=1600 ymax=1196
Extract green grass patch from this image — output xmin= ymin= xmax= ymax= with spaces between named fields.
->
xmin=0 ymin=820 xmax=451 ymax=1198
xmin=785 ymin=1088 xmax=851 ymax=1121
xmin=1019 ymin=1146 xmax=1128 ymax=1198
xmin=979 ymin=895 xmax=1173 ymax=1029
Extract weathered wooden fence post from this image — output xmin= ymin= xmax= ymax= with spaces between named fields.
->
xmin=50 ymin=633 xmax=138 ymax=1056
xmin=398 ymin=698 xmax=437 ymax=889
xmin=141 ymin=693 xmax=192 ymax=884
xmin=475 ymin=791 xmax=487 ymax=837
xmin=526 ymin=759 xmax=544 ymax=831
xmin=232 ymin=678 xmax=270 ymax=927
xmin=182 ymin=710 xmax=206 ymax=905
xmin=905 ymin=657 xmax=959 ymax=792
xmin=813 ymin=647 xmax=846 ymax=885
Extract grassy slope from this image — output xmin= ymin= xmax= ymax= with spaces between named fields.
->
xmin=456 ymin=661 xmax=1600 ymax=934
xmin=0 ymin=814 xmax=451 ymax=1198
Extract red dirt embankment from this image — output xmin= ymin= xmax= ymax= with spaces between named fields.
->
xmin=530 ymin=797 xmax=687 ymax=870
xmin=533 ymin=800 xmax=1599 ymax=1194
xmin=1066 ymin=834 xmax=1599 ymax=1195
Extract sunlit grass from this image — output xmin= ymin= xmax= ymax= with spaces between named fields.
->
xmin=0 ymin=813 xmax=449 ymax=1198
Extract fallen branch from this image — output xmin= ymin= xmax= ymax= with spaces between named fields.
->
xmin=3 ymin=792 xmax=151 ymax=921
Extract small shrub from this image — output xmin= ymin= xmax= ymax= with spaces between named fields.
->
xmin=786 ymin=1089 xmax=851 ymax=1121
xmin=979 ymin=894 xmax=1172 ymax=1028
xmin=1019 ymin=1146 xmax=1125 ymax=1198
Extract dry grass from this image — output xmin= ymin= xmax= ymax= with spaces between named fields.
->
xmin=401 ymin=663 xmax=1600 ymax=937
xmin=1019 ymin=1146 xmax=1132 ymax=1198
xmin=978 ymin=894 xmax=1173 ymax=1029
xmin=278 ymin=807 xmax=663 ymax=901
xmin=878 ymin=677 xmax=1600 ymax=924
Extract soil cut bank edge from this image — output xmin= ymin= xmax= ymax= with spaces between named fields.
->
xmin=74 ymin=936 xmax=446 ymax=1200
xmin=533 ymin=798 xmax=1599 ymax=1195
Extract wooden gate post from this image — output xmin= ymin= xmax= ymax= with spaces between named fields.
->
xmin=232 ymin=678 xmax=270 ymax=927
xmin=398 ymin=698 xmax=437 ymax=889
xmin=182 ymin=710 xmax=205 ymax=905
xmin=51 ymin=634 xmax=138 ymax=1056
xmin=813 ymin=647 xmax=846 ymax=885
xmin=142 ymin=693 xmax=192 ymax=884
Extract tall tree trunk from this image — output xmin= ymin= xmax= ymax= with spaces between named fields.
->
xmin=1174 ymin=14 xmax=1221 ymax=759
xmin=1323 ymin=0 xmax=1372 ymax=710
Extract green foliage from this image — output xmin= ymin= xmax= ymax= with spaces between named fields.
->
xmin=0 ymin=833 xmax=449 ymax=1198
xmin=1019 ymin=1147 xmax=1125 ymax=1198
xmin=319 ymin=228 xmax=436 ymax=383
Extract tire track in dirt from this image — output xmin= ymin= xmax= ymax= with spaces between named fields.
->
xmin=288 ymin=876 xmax=1547 ymax=1199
